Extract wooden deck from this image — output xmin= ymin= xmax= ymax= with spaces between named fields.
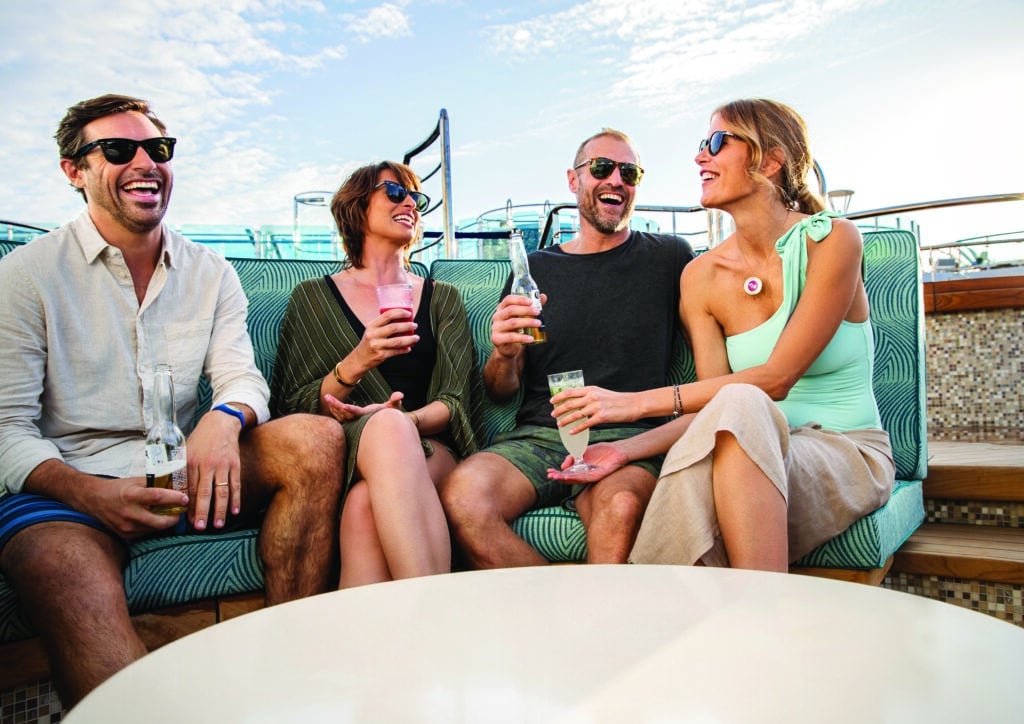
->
xmin=891 ymin=440 xmax=1024 ymax=587
xmin=925 ymin=441 xmax=1024 ymax=501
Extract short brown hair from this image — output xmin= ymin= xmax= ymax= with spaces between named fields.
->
xmin=330 ymin=161 xmax=423 ymax=268
xmin=56 ymin=94 xmax=167 ymax=163
xmin=55 ymin=94 xmax=168 ymax=200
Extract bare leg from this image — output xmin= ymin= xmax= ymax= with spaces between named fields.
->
xmin=712 ymin=430 xmax=788 ymax=571
xmin=338 ymin=481 xmax=391 ymax=588
xmin=0 ymin=522 xmax=142 ymax=708
xmin=574 ymin=466 xmax=656 ymax=563
xmin=349 ymin=409 xmax=450 ymax=583
xmin=240 ymin=413 xmax=345 ymax=604
xmin=439 ymin=452 xmax=545 ymax=568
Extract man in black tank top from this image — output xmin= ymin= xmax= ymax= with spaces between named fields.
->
xmin=440 ymin=129 xmax=694 ymax=567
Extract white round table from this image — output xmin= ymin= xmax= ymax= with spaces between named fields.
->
xmin=67 ymin=565 xmax=1023 ymax=723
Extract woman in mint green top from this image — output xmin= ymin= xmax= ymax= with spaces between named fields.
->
xmin=548 ymin=99 xmax=894 ymax=570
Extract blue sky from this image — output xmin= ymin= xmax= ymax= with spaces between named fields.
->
xmin=2 ymin=0 xmax=1022 ymax=244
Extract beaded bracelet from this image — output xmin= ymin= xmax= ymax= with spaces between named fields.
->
xmin=672 ymin=385 xmax=683 ymax=418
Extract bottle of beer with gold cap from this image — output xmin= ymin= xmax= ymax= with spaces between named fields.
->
xmin=508 ymin=229 xmax=547 ymax=343
xmin=145 ymin=364 xmax=188 ymax=515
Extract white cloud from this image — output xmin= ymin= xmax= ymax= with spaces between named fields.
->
xmin=482 ymin=0 xmax=882 ymax=112
xmin=344 ymin=2 xmax=413 ymax=42
xmin=0 ymin=0 xmax=350 ymax=224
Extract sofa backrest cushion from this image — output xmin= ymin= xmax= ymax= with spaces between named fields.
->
xmin=862 ymin=229 xmax=928 ymax=481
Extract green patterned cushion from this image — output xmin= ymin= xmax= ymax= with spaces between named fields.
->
xmin=429 ymin=259 xmax=520 ymax=445
xmin=511 ymin=506 xmax=587 ymax=562
xmin=793 ymin=479 xmax=923 ymax=568
xmin=0 ymin=241 xmax=23 ymax=258
xmin=0 ymin=576 xmax=32 ymax=642
xmin=861 ymin=230 xmax=928 ymax=482
xmin=124 ymin=529 xmax=264 ymax=612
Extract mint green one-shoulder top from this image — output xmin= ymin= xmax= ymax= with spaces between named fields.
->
xmin=725 ymin=212 xmax=882 ymax=432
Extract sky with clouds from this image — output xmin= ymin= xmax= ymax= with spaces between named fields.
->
xmin=1 ymin=0 xmax=1021 ymax=244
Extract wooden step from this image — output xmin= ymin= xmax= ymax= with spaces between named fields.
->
xmin=925 ymin=441 xmax=1024 ymax=501
xmin=892 ymin=523 xmax=1024 ymax=584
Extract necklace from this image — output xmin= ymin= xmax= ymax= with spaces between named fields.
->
xmin=735 ymin=210 xmax=790 ymax=296
xmin=736 ymin=244 xmax=764 ymax=296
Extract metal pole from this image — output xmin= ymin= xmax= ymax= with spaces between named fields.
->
xmin=438 ymin=109 xmax=455 ymax=259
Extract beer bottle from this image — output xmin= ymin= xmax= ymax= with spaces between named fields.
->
xmin=508 ymin=229 xmax=547 ymax=343
xmin=145 ymin=364 xmax=188 ymax=515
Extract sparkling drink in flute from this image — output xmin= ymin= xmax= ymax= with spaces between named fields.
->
xmin=547 ymin=370 xmax=595 ymax=473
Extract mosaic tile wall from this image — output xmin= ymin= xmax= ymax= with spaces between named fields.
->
xmin=884 ymin=573 xmax=1024 ymax=628
xmin=926 ymin=499 xmax=1024 ymax=528
xmin=0 ymin=679 xmax=63 ymax=723
xmin=925 ymin=308 xmax=1023 ymax=442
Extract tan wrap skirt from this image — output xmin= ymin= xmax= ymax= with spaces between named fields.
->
xmin=629 ymin=383 xmax=894 ymax=567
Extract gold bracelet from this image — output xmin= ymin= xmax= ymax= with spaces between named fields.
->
xmin=332 ymin=362 xmax=359 ymax=388
xmin=408 ymin=411 xmax=420 ymax=429
xmin=672 ymin=385 xmax=682 ymax=418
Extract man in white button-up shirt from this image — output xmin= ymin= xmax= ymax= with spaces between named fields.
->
xmin=0 ymin=94 xmax=345 ymax=708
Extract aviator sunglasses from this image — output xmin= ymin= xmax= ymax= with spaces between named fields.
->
xmin=698 ymin=130 xmax=744 ymax=157
xmin=573 ymin=157 xmax=644 ymax=186
xmin=375 ymin=180 xmax=430 ymax=213
xmin=71 ymin=137 xmax=177 ymax=164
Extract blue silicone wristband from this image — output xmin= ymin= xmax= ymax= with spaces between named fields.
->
xmin=212 ymin=403 xmax=246 ymax=429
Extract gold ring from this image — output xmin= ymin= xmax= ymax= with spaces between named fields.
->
xmin=215 ymin=481 xmax=230 ymax=487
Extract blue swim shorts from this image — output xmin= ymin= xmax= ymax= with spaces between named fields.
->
xmin=0 ymin=493 xmax=109 ymax=552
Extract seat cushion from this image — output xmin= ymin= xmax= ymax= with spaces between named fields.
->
xmin=792 ymin=478 xmax=925 ymax=568
xmin=511 ymin=506 xmax=588 ymax=562
xmin=124 ymin=528 xmax=264 ymax=612
xmin=512 ymin=479 xmax=925 ymax=567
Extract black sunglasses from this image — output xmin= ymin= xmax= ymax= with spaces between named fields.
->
xmin=573 ymin=157 xmax=644 ymax=186
xmin=71 ymin=137 xmax=177 ymax=165
xmin=698 ymin=131 xmax=744 ymax=157
xmin=375 ymin=180 xmax=430 ymax=213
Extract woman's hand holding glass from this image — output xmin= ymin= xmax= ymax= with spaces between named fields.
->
xmin=549 ymin=384 xmax=640 ymax=431
xmin=348 ymin=310 xmax=419 ymax=372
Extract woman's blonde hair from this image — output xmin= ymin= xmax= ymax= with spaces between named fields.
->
xmin=714 ymin=99 xmax=825 ymax=214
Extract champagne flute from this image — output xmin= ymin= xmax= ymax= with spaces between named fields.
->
xmin=547 ymin=370 xmax=596 ymax=473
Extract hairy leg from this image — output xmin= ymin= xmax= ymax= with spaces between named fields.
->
xmin=712 ymin=430 xmax=788 ymax=571
xmin=574 ymin=466 xmax=656 ymax=564
xmin=348 ymin=409 xmax=450 ymax=583
xmin=439 ymin=452 xmax=544 ymax=568
xmin=0 ymin=522 xmax=142 ymax=708
xmin=240 ymin=413 xmax=345 ymax=604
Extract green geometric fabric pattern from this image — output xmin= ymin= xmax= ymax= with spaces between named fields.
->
xmin=429 ymin=259 xmax=521 ymax=446
xmin=124 ymin=529 xmax=264 ymax=612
